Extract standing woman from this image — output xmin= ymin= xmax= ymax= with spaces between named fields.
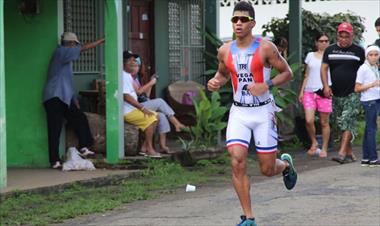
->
xmin=299 ymin=33 xmax=331 ymax=158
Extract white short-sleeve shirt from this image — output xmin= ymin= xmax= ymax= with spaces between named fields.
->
xmin=356 ymin=63 xmax=380 ymax=102
xmin=304 ymin=52 xmax=331 ymax=92
xmin=122 ymin=71 xmax=138 ymax=114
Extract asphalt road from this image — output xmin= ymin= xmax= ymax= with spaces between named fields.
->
xmin=60 ymin=158 xmax=380 ymax=226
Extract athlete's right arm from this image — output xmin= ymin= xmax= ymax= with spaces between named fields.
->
xmin=207 ymin=44 xmax=231 ymax=91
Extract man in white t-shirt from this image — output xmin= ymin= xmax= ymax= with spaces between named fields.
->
xmin=123 ymin=51 xmax=161 ymax=158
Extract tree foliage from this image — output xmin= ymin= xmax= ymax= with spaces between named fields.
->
xmin=262 ymin=9 xmax=365 ymax=58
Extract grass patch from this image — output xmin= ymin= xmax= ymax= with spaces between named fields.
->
xmin=0 ymin=157 xmax=231 ymax=226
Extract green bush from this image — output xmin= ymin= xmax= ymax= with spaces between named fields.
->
xmin=262 ymin=9 xmax=365 ymax=58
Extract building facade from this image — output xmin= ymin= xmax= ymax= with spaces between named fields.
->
xmin=0 ymin=0 xmax=218 ymax=188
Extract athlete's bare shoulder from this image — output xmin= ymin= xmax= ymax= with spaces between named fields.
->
xmin=258 ymin=39 xmax=282 ymax=66
xmin=217 ymin=42 xmax=231 ymax=60
xmin=258 ymin=39 xmax=277 ymax=55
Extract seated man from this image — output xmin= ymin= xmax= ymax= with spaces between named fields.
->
xmin=122 ymin=51 xmax=161 ymax=158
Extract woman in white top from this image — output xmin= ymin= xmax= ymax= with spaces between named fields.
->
xmin=354 ymin=45 xmax=380 ymax=167
xmin=299 ymin=33 xmax=331 ymax=158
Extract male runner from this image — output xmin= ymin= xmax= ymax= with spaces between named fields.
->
xmin=207 ymin=2 xmax=297 ymax=226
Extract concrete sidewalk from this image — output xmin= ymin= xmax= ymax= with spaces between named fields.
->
xmin=0 ymin=168 xmax=140 ymax=194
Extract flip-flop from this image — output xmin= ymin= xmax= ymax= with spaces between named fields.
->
xmin=331 ymin=156 xmax=347 ymax=164
xmin=138 ymin=152 xmax=147 ymax=156
xmin=344 ymin=155 xmax=357 ymax=163
xmin=307 ymin=147 xmax=319 ymax=156
xmin=146 ymin=153 xmax=162 ymax=158
xmin=158 ymin=147 xmax=171 ymax=154
xmin=318 ymin=150 xmax=327 ymax=158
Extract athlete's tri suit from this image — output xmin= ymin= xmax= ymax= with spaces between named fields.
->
xmin=225 ymin=39 xmax=278 ymax=154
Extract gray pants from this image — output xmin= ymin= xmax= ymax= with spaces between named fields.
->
xmin=141 ymin=98 xmax=175 ymax=134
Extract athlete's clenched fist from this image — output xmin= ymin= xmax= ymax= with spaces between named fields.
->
xmin=208 ymin=78 xmax=222 ymax=91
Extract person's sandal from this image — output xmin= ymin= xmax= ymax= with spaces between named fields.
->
xmin=319 ymin=150 xmax=327 ymax=158
xmin=331 ymin=155 xmax=346 ymax=164
xmin=344 ymin=155 xmax=357 ymax=163
xmin=146 ymin=152 xmax=162 ymax=158
xmin=79 ymin=147 xmax=95 ymax=157
xmin=307 ymin=146 xmax=318 ymax=156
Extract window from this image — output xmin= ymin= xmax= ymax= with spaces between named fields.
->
xmin=63 ymin=0 xmax=102 ymax=73
xmin=168 ymin=0 xmax=205 ymax=84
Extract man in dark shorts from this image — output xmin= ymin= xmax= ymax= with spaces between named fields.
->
xmin=321 ymin=22 xmax=365 ymax=164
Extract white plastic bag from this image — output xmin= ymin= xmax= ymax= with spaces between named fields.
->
xmin=62 ymin=147 xmax=96 ymax=171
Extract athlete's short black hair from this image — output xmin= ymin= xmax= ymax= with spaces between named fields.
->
xmin=233 ymin=1 xmax=255 ymax=20
xmin=375 ymin=17 xmax=380 ymax=27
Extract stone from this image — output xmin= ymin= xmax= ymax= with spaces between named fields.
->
xmin=124 ymin=123 xmax=139 ymax=156
xmin=65 ymin=112 xmax=139 ymax=155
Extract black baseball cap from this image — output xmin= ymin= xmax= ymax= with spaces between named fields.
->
xmin=123 ymin=50 xmax=139 ymax=60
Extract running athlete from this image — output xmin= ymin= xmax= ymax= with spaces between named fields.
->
xmin=207 ymin=2 xmax=297 ymax=226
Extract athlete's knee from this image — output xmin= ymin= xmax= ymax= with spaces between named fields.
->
xmin=260 ymin=164 xmax=275 ymax=177
xmin=230 ymin=157 xmax=246 ymax=173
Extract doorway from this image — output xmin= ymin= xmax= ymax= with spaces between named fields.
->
xmin=128 ymin=0 xmax=155 ymax=94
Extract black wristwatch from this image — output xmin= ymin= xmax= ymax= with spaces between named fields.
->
xmin=265 ymin=79 xmax=274 ymax=90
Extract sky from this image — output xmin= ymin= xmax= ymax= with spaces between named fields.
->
xmin=218 ymin=0 xmax=380 ymax=47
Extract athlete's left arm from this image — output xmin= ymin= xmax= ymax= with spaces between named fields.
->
xmin=264 ymin=41 xmax=293 ymax=87
xmin=248 ymin=41 xmax=292 ymax=96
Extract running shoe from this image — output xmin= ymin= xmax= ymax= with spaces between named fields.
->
xmin=369 ymin=160 xmax=380 ymax=167
xmin=361 ymin=159 xmax=369 ymax=167
xmin=236 ymin=215 xmax=257 ymax=226
xmin=281 ymin=153 xmax=297 ymax=190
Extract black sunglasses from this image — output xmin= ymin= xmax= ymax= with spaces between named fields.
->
xmin=318 ymin=39 xmax=329 ymax=43
xmin=231 ymin=16 xmax=253 ymax=23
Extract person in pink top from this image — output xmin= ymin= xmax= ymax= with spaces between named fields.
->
xmin=298 ymin=33 xmax=331 ymax=158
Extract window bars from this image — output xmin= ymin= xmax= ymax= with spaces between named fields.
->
xmin=168 ymin=0 xmax=205 ymax=85
xmin=64 ymin=0 xmax=100 ymax=73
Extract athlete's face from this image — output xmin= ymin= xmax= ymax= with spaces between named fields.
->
xmin=232 ymin=11 xmax=255 ymax=39
xmin=337 ymin=31 xmax=353 ymax=48
xmin=367 ymin=51 xmax=379 ymax=65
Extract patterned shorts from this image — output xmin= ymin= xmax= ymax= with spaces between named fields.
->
xmin=331 ymin=93 xmax=360 ymax=137
xmin=302 ymin=91 xmax=332 ymax=113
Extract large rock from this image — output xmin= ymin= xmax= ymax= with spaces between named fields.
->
xmin=124 ymin=123 xmax=139 ymax=156
xmin=66 ymin=112 xmax=139 ymax=156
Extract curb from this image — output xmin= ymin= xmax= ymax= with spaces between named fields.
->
xmin=0 ymin=170 xmax=142 ymax=200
